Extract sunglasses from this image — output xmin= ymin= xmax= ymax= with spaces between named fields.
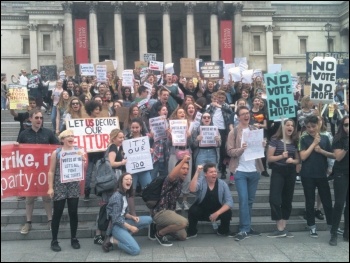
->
xmin=71 ymin=102 xmax=80 ymax=106
xmin=344 ymin=123 xmax=349 ymax=127
xmin=202 ymin=116 xmax=211 ymax=119
xmin=34 ymin=116 xmax=43 ymax=120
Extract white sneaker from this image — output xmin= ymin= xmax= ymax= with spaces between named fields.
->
xmin=175 ymin=202 xmax=182 ymax=211
xmin=296 ymin=176 xmax=301 ymax=184
xmin=182 ymin=201 xmax=190 ymax=211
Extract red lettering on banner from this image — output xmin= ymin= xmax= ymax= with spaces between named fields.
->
xmin=74 ymin=134 xmax=110 ymax=153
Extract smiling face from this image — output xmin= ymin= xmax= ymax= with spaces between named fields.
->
xmin=112 ymin=132 xmax=125 ymax=147
xmin=238 ymin=108 xmax=250 ymax=125
xmin=241 ymin=90 xmax=249 ymax=99
xmin=205 ymin=167 xmax=218 ymax=184
xmin=202 ymin=113 xmax=211 ymax=125
xmin=132 ymin=106 xmax=139 ymax=117
xmin=176 ymin=109 xmax=186 ymax=119
xmin=122 ymin=174 xmax=133 ymax=191
xmin=124 ymin=88 xmax=131 ymax=97
xmin=186 ymin=105 xmax=195 ymax=117
xmin=91 ymin=106 xmax=101 ymax=118
xmin=62 ymin=91 xmax=70 ymax=100
xmin=305 ymin=122 xmax=318 ymax=136
xmin=130 ymin=121 xmax=141 ymax=137
xmin=62 ymin=134 xmax=75 ymax=146
xmin=70 ymin=100 xmax=81 ymax=112
xmin=158 ymin=106 xmax=168 ymax=116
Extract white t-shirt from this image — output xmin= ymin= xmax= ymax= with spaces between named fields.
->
xmin=212 ymin=108 xmax=225 ymax=129
xmin=236 ymin=128 xmax=257 ymax=172
xmin=20 ymin=75 xmax=28 ymax=86
xmin=121 ymin=196 xmax=128 ymax=216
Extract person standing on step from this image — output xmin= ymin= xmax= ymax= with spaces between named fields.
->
xmin=186 ymin=163 xmax=233 ymax=239
xmin=47 ymin=129 xmax=86 ymax=252
xmin=298 ymin=115 xmax=334 ymax=238
xmin=226 ymin=106 xmax=264 ymax=241
xmin=329 ymin=116 xmax=349 ymax=246
xmin=17 ymin=109 xmax=59 ymax=235
xmin=267 ymin=119 xmax=300 ymax=238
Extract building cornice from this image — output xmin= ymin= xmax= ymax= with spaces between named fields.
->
xmin=273 ymin=17 xmax=340 ymax=23
xmin=1 ymin=15 xmax=28 ymax=21
xmin=25 ymin=10 xmax=63 ymax=15
xmin=243 ymin=10 xmax=275 ymax=17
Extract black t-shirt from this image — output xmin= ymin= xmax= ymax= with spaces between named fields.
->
xmin=14 ymin=112 xmax=31 ymax=142
xmin=332 ymin=137 xmax=349 ymax=174
xmin=199 ymin=180 xmax=221 ymax=214
xmin=108 ymin=144 xmax=125 ymax=172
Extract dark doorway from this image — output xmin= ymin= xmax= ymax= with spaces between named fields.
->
xmin=99 ymin=55 xmax=110 ymax=62
xmin=199 ymin=55 xmax=211 ymax=62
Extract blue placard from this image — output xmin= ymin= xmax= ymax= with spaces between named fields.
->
xmin=264 ymin=71 xmax=296 ymax=121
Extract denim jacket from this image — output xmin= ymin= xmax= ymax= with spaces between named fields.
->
xmin=106 ymin=191 xmax=129 ymax=227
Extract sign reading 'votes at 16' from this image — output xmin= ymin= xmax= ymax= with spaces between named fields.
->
xmin=264 ymin=71 xmax=295 ymax=121
xmin=310 ymin=56 xmax=337 ymax=103
xmin=199 ymin=61 xmax=224 ymax=79
xmin=66 ymin=117 xmax=120 ymax=153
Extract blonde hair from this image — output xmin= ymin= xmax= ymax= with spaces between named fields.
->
xmin=58 ymin=129 xmax=74 ymax=140
xmin=300 ymin=96 xmax=311 ymax=109
xmin=110 ymin=128 xmax=123 ymax=143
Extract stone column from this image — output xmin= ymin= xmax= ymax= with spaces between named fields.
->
xmin=161 ymin=2 xmax=172 ymax=64
xmin=88 ymin=2 xmax=99 ymax=63
xmin=208 ymin=3 xmax=219 ymax=61
xmin=61 ymin=2 xmax=74 ymax=58
xmin=185 ymin=2 xmax=196 ymax=59
xmin=242 ymin=25 xmax=250 ymax=59
xmin=265 ymin=25 xmax=274 ymax=68
xmin=53 ymin=24 xmax=64 ymax=71
xmin=137 ymin=2 xmax=148 ymax=61
xmin=234 ymin=3 xmax=243 ymax=58
xmin=340 ymin=28 xmax=349 ymax=52
xmin=27 ymin=23 xmax=38 ymax=70
xmin=113 ymin=2 xmax=124 ymax=76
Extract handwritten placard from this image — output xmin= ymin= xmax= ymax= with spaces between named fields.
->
xmin=199 ymin=61 xmax=224 ymax=79
xmin=80 ymin=64 xmax=95 ymax=76
xmin=149 ymin=116 xmax=167 ymax=142
xmin=144 ymin=53 xmax=157 ymax=62
xmin=7 ymin=84 xmax=28 ymax=110
xmin=60 ymin=149 xmax=84 ymax=183
xmin=149 ymin=61 xmax=164 ymax=71
xmin=181 ymin=58 xmax=197 ymax=78
xmin=122 ymin=70 xmax=134 ymax=87
xmin=169 ymin=119 xmax=188 ymax=146
xmin=241 ymin=128 xmax=264 ymax=161
xmin=96 ymin=65 xmax=107 ymax=83
xmin=122 ymin=136 xmax=153 ymax=173
xmin=199 ymin=126 xmax=218 ymax=147
xmin=63 ymin=56 xmax=76 ymax=76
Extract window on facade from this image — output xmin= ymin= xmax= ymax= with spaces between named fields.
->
xmin=300 ymin=39 xmax=307 ymax=54
xmin=23 ymin=38 xmax=30 ymax=54
xmin=253 ymin=35 xmax=261 ymax=51
xmin=273 ymin=39 xmax=280 ymax=54
xmin=43 ymin=34 xmax=51 ymax=51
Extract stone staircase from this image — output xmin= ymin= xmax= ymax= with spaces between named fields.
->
xmin=1 ymin=109 xmax=343 ymax=241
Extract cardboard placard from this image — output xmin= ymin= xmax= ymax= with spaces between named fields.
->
xmin=115 ymin=107 xmax=129 ymax=123
xmin=94 ymin=61 xmax=116 ymax=72
xmin=180 ymin=58 xmax=197 ymax=78
xmin=135 ymin=61 xmax=149 ymax=70
xmin=63 ymin=56 xmax=76 ymax=76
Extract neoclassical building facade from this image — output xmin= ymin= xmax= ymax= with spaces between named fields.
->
xmin=1 ymin=1 xmax=349 ymax=79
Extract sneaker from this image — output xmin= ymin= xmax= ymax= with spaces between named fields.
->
xmin=315 ymin=209 xmax=324 ymax=220
xmin=234 ymin=232 xmax=250 ymax=241
xmin=296 ymin=175 xmax=301 ymax=184
xmin=329 ymin=233 xmax=337 ymax=246
xmin=48 ymin=220 xmax=52 ymax=231
xmin=337 ymin=228 xmax=344 ymax=235
xmin=216 ymin=230 xmax=228 ymax=237
xmin=20 ymin=223 xmax=32 ymax=235
xmin=186 ymin=233 xmax=197 ymax=239
xmin=155 ymin=232 xmax=173 ymax=247
xmin=261 ymin=171 xmax=270 ymax=177
xmin=267 ymin=230 xmax=287 ymax=238
xmin=17 ymin=196 xmax=25 ymax=201
xmin=228 ymin=232 xmax=237 ymax=238
xmin=175 ymin=202 xmax=182 ymax=211
xmin=285 ymin=230 xmax=294 ymax=238
xmin=51 ymin=240 xmax=61 ymax=252
xmin=182 ymin=201 xmax=190 ymax=211
xmin=94 ymin=235 xmax=104 ymax=245
xmin=148 ymin=223 xmax=157 ymax=241
xmin=71 ymin=238 xmax=80 ymax=249
xmin=310 ymin=228 xmax=318 ymax=238
xmin=248 ymin=228 xmax=261 ymax=236
xmin=84 ymin=189 xmax=90 ymax=202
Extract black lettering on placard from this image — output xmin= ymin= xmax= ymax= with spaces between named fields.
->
xmin=266 ymin=74 xmax=289 ymax=86
xmin=131 ymin=161 xmax=145 ymax=171
xmin=312 ymin=61 xmax=335 ymax=71
xmin=311 ymin=83 xmax=334 ymax=100
xmin=312 ymin=72 xmax=336 ymax=81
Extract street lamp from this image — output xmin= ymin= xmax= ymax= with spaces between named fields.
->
xmin=325 ymin=22 xmax=332 ymax=52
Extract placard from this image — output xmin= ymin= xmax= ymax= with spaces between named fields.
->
xmin=115 ymin=107 xmax=129 ymax=123
xmin=165 ymin=63 xmax=174 ymax=74
xmin=122 ymin=136 xmax=153 ymax=173
xmin=242 ymin=69 xmax=254 ymax=84
xmin=7 ymin=84 xmax=28 ymax=110
xmin=149 ymin=116 xmax=167 ymax=142
xmin=66 ymin=117 xmax=120 ymax=152
xmin=122 ymin=70 xmax=134 ymax=87
xmin=144 ymin=53 xmax=157 ymax=62
xmin=96 ymin=65 xmax=107 ymax=83
xmin=199 ymin=61 xmax=224 ymax=79
xmin=63 ymin=56 xmax=76 ymax=76
xmin=310 ymin=56 xmax=336 ymax=103
xmin=95 ymin=61 xmax=116 ymax=72
xmin=223 ymin=63 xmax=235 ymax=84
xmin=229 ymin=67 xmax=241 ymax=82
xmin=264 ymin=71 xmax=296 ymax=121
xmin=135 ymin=61 xmax=149 ymax=70
xmin=234 ymin=57 xmax=247 ymax=73
xmin=199 ymin=126 xmax=218 ymax=147
xmin=40 ymin=65 xmax=57 ymax=81
xmin=180 ymin=58 xmax=197 ymax=78
xmin=149 ymin=61 xmax=164 ymax=71
xmin=241 ymin=129 xmax=264 ymax=161
xmin=169 ymin=119 xmax=188 ymax=146
xmin=60 ymin=149 xmax=84 ymax=183
xmin=268 ymin=64 xmax=282 ymax=74
xmin=80 ymin=64 xmax=95 ymax=76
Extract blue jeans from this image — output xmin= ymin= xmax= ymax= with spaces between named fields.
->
xmin=196 ymin=148 xmax=218 ymax=176
xmin=235 ymin=170 xmax=260 ymax=232
xmin=51 ymin=105 xmax=57 ymax=130
xmin=85 ymin=161 xmax=94 ymax=192
xmin=1 ymin=96 xmax=6 ymax=110
xmin=111 ymin=216 xmax=152 ymax=256
xmin=150 ymin=161 xmax=168 ymax=180
xmin=131 ymin=170 xmax=151 ymax=190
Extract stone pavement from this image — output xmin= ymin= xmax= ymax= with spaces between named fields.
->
xmin=1 ymin=231 xmax=348 ymax=262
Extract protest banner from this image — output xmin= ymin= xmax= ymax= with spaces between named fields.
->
xmin=95 ymin=61 xmax=116 ymax=72
xmin=1 ymin=144 xmax=76 ymax=198
xmin=189 ymin=112 xmax=202 ymax=133
xmin=144 ymin=53 xmax=157 ymax=62
xmin=169 ymin=120 xmax=188 ymax=146
xmin=242 ymin=69 xmax=254 ymax=83
xmin=264 ymin=71 xmax=296 ymax=121
xmin=241 ymin=129 xmax=264 ymax=161
xmin=268 ymin=64 xmax=282 ymax=74
xmin=220 ymin=20 xmax=233 ymax=64
xmin=229 ymin=67 xmax=241 ymax=82
xmin=180 ymin=58 xmax=197 ymax=78
xmin=223 ymin=63 xmax=235 ymax=84
xmin=149 ymin=116 xmax=167 ymax=142
xmin=310 ymin=56 xmax=337 ymax=103
xmin=149 ymin=61 xmax=164 ymax=71
xmin=80 ymin=64 xmax=95 ymax=76
xmin=165 ymin=63 xmax=174 ymax=74
xmin=196 ymin=59 xmax=203 ymax=73
xmin=122 ymin=70 xmax=134 ymax=87
xmin=199 ymin=61 xmax=224 ymax=79
xmin=96 ymin=65 xmax=107 ymax=83
xmin=7 ymin=84 xmax=28 ymax=110
xmin=59 ymin=149 xmax=84 ymax=183
xmin=63 ymin=56 xmax=76 ymax=76
xmin=40 ymin=65 xmax=57 ymax=81
xmin=105 ymin=60 xmax=118 ymax=71
xmin=66 ymin=117 xmax=120 ymax=152
xmin=122 ymin=136 xmax=153 ymax=173
xmin=135 ymin=61 xmax=148 ymax=70
xmin=199 ymin=126 xmax=218 ymax=147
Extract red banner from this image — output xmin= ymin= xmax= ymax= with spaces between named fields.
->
xmin=220 ymin=20 xmax=233 ymax=64
xmin=75 ymin=19 xmax=89 ymax=64
xmin=1 ymin=144 xmax=85 ymax=199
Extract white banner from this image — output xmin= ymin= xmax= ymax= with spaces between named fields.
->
xmin=223 ymin=63 xmax=236 ymax=84
xmin=96 ymin=65 xmax=107 ymax=83
xmin=199 ymin=126 xmax=218 ymax=147
xmin=169 ymin=119 xmax=188 ymax=146
xmin=242 ymin=69 xmax=254 ymax=84
xmin=122 ymin=70 xmax=134 ymax=87
xmin=59 ymin=149 xmax=84 ymax=183
xmin=165 ymin=63 xmax=174 ymax=74
xmin=268 ymin=64 xmax=282 ymax=74
xmin=80 ymin=64 xmax=95 ymax=76
xmin=229 ymin=67 xmax=241 ymax=82
xmin=149 ymin=61 xmax=164 ymax=71
xmin=149 ymin=116 xmax=168 ymax=142
xmin=66 ymin=117 xmax=120 ymax=152
xmin=241 ymin=129 xmax=264 ymax=161
xmin=122 ymin=136 xmax=153 ymax=173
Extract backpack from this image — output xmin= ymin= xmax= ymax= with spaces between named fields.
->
xmin=95 ymin=146 xmax=118 ymax=196
xmin=97 ymin=203 xmax=109 ymax=231
xmin=141 ymin=176 xmax=176 ymax=209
